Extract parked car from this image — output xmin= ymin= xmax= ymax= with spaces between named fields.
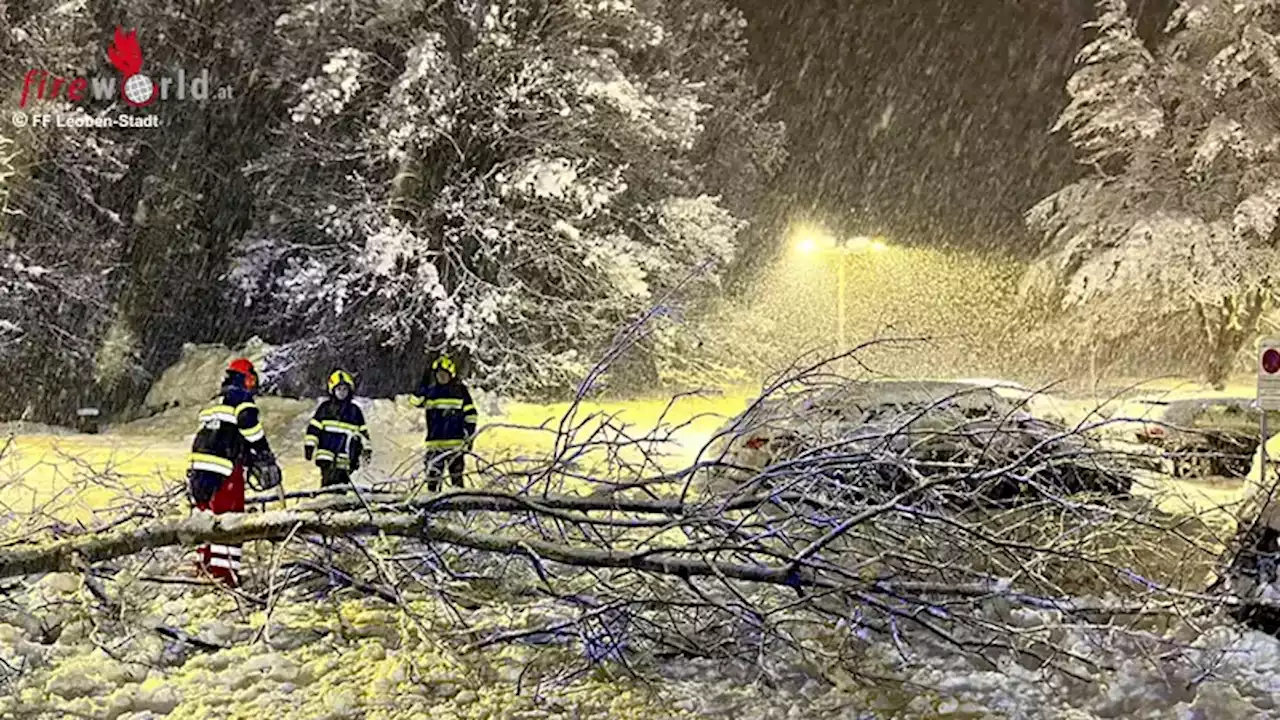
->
xmin=1103 ymin=396 xmax=1278 ymax=480
xmin=74 ymin=406 xmax=101 ymax=434
xmin=703 ymin=379 xmax=1134 ymax=507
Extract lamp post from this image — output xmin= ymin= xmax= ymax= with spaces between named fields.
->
xmin=837 ymin=257 xmax=846 ymax=352
xmin=794 ymin=232 xmax=889 ymax=358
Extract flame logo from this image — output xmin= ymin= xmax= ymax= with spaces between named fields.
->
xmin=106 ymin=26 xmax=156 ymax=107
xmin=107 ymin=27 xmax=144 ymax=77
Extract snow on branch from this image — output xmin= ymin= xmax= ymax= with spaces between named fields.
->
xmin=1054 ymin=0 xmax=1163 ymax=166
xmin=7 ymin=345 xmax=1280 ymax=716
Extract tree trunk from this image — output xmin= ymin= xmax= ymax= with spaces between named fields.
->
xmin=1198 ymin=292 xmax=1267 ymax=390
xmin=0 ymin=503 xmax=818 ymax=588
xmin=1205 ymin=343 xmax=1233 ymax=391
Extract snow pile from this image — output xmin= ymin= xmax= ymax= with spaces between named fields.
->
xmin=789 ymin=607 xmax=1280 ymax=719
xmin=117 ymin=395 xmax=315 ymax=443
xmin=0 ymin=574 xmax=717 ymax=720
xmin=358 ymin=396 xmax=425 ymax=437
xmin=142 ymin=338 xmax=275 ymax=413
xmin=0 ymin=421 xmax=79 ymax=437
xmin=359 ymin=391 xmax=503 ymax=439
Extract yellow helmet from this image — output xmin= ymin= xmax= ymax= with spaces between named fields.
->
xmin=431 ymin=354 xmax=457 ymax=377
xmin=327 ymin=369 xmax=355 ymax=394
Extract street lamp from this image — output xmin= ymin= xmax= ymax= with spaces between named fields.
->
xmin=793 ymin=227 xmax=836 ymax=256
xmin=792 ymin=232 xmax=891 ymax=355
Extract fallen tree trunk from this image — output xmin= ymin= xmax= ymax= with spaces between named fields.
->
xmin=242 ymin=486 xmax=803 ymax=516
xmin=0 ymin=507 xmax=823 ymax=588
xmin=4 ymin=504 xmax=1272 ymax=616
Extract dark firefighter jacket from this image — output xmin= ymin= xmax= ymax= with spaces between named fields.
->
xmin=304 ymin=399 xmax=370 ymax=470
xmin=410 ymin=381 xmax=478 ymax=450
xmin=188 ymin=386 xmax=274 ymax=500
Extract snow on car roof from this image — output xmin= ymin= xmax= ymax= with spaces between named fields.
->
xmin=798 ymin=380 xmax=1022 ymax=415
xmin=953 ymin=377 xmax=1030 ymax=389
xmin=1121 ymin=394 xmax=1253 ymax=409
xmin=1152 ymin=396 xmax=1255 ymax=410
xmin=1111 ymin=395 xmax=1264 ymax=427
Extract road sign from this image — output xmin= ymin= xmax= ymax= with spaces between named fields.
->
xmin=1260 ymin=339 xmax=1280 ymax=410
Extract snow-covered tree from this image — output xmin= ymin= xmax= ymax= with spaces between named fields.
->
xmin=0 ymin=0 xmax=295 ymax=419
xmin=231 ymin=0 xmax=784 ymax=396
xmin=0 ymin=0 xmax=782 ymax=416
xmin=1026 ymin=0 xmax=1280 ymax=387
xmin=0 ymin=3 xmax=131 ymax=420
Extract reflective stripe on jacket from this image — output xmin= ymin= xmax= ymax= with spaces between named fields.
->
xmin=188 ymin=387 xmax=273 ymax=477
xmin=410 ymin=381 xmax=477 ymax=447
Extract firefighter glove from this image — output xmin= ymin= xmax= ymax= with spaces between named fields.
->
xmin=249 ymin=463 xmax=283 ymax=492
xmin=305 ymin=446 xmax=314 ymax=462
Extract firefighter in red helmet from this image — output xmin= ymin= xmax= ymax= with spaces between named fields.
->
xmin=186 ymin=357 xmax=282 ymax=587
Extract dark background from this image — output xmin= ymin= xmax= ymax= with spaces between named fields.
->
xmin=732 ymin=0 xmax=1175 ymax=257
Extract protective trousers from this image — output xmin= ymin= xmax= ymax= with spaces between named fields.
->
xmin=425 ymin=449 xmax=465 ymax=492
xmin=319 ymin=463 xmax=351 ymax=488
xmin=195 ymin=465 xmax=245 ymax=587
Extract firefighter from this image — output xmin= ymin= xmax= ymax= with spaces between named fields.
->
xmin=409 ymin=354 xmax=478 ymax=492
xmin=186 ymin=357 xmax=282 ymax=587
xmin=304 ymin=369 xmax=371 ymax=489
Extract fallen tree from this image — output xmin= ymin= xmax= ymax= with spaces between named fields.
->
xmin=0 ymin=338 xmax=1268 ymax=715
xmin=0 ymin=500 xmax=824 ymax=587
xmin=0 ymin=490 xmax=1260 ymax=615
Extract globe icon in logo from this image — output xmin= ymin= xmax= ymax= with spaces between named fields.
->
xmin=123 ymin=74 xmax=155 ymax=106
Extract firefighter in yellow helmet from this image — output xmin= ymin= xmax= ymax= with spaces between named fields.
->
xmin=409 ymin=354 xmax=477 ymax=491
xmin=304 ymin=369 xmax=371 ymax=489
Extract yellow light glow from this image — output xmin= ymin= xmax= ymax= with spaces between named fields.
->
xmin=791 ymin=224 xmax=836 ymax=256
xmin=791 ymin=226 xmax=888 ymax=257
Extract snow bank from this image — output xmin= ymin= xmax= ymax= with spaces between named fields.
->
xmin=359 ymin=395 xmax=424 ymax=435
xmin=0 ymin=580 xmax=714 ymax=720
xmin=143 ymin=338 xmax=275 ymax=412
xmin=136 ymin=338 xmax=501 ymax=442
xmin=0 ymin=421 xmax=78 ymax=437
xmin=117 ymin=395 xmax=315 ymax=441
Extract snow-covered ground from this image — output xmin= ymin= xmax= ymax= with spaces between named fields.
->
xmin=5 ymin=563 xmax=1280 ymax=719
xmin=0 ymin=388 xmax=754 ymax=528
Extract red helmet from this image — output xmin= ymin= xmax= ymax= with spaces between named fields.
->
xmin=227 ymin=357 xmax=257 ymax=390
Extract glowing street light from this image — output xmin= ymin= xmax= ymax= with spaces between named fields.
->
xmin=790 ymin=229 xmax=893 ymax=357
xmin=846 ymin=236 xmax=889 ymax=253
xmin=792 ymin=226 xmax=836 ymax=257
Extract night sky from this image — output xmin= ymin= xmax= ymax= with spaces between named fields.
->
xmin=734 ymin=0 xmax=1173 ymax=256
